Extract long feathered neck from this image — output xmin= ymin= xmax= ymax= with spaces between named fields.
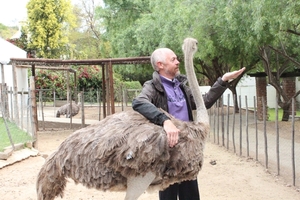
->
xmin=183 ymin=38 xmax=209 ymax=125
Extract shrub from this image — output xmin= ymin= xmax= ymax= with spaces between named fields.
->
xmin=32 ymin=65 xmax=141 ymax=103
xmin=33 ymin=69 xmax=74 ymax=101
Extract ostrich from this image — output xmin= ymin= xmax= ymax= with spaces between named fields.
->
xmin=36 ymin=38 xmax=210 ymax=200
xmin=56 ymin=94 xmax=82 ymax=118
xmin=56 ymin=102 xmax=80 ymax=118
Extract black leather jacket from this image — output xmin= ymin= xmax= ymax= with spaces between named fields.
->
xmin=132 ymin=71 xmax=228 ymax=126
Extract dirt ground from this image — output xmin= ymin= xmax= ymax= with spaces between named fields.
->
xmin=0 ymin=107 xmax=300 ymax=200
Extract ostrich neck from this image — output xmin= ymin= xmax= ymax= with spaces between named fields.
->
xmin=184 ymin=51 xmax=209 ymax=124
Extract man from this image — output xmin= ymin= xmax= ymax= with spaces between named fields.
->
xmin=132 ymin=47 xmax=245 ymax=200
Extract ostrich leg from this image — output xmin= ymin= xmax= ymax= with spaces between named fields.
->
xmin=125 ymin=172 xmax=156 ymax=200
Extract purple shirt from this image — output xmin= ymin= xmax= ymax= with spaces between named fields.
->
xmin=160 ymin=75 xmax=189 ymax=122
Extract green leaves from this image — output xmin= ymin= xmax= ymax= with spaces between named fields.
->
xmin=26 ymin=0 xmax=76 ymax=58
xmin=24 ymin=0 xmax=300 ymax=88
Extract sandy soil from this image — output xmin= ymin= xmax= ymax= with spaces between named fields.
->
xmin=0 ymin=107 xmax=299 ymax=200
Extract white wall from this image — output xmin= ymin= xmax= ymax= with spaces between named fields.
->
xmin=0 ymin=37 xmax=28 ymax=117
xmin=0 ymin=65 xmax=29 ymax=90
xmin=0 ymin=65 xmax=29 ymax=118
xmin=200 ymin=76 xmax=300 ymax=109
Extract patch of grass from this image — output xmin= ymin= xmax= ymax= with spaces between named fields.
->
xmin=0 ymin=118 xmax=32 ymax=152
xmin=268 ymin=108 xmax=300 ymax=121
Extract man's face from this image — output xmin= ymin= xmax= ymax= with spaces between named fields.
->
xmin=158 ymin=50 xmax=180 ymax=79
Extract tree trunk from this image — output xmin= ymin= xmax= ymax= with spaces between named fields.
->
xmin=280 ymin=103 xmax=291 ymax=121
xmin=229 ymin=86 xmax=240 ymax=113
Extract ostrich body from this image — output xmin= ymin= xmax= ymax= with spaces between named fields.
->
xmin=37 ymin=38 xmax=210 ymax=200
xmin=56 ymin=102 xmax=80 ymax=118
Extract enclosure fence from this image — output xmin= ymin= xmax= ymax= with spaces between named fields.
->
xmin=36 ymin=88 xmax=141 ymax=130
xmin=209 ymin=94 xmax=300 ymax=189
xmin=0 ymin=84 xmax=34 ymax=154
xmin=31 ymin=87 xmax=300 ymax=189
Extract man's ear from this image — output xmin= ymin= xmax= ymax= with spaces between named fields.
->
xmin=156 ymin=62 xmax=164 ymax=70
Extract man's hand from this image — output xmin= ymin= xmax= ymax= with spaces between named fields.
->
xmin=163 ymin=119 xmax=180 ymax=147
xmin=222 ymin=67 xmax=246 ymax=82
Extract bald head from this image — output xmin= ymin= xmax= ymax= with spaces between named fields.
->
xmin=150 ymin=48 xmax=180 ymax=79
xmin=150 ymin=48 xmax=174 ymax=71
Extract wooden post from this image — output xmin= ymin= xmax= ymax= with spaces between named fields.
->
xmin=30 ymin=76 xmax=38 ymax=149
xmin=53 ymin=90 xmax=56 ymax=116
xmin=108 ymin=61 xmax=115 ymax=114
xmin=98 ymin=88 xmax=101 ymax=120
xmin=1 ymin=64 xmax=4 ymax=117
xmin=39 ymin=90 xmax=45 ymax=130
xmin=69 ymin=87 xmax=73 ymax=129
xmin=73 ymin=70 xmax=77 ymax=104
xmin=102 ymin=65 xmax=106 ymax=118
xmin=232 ymin=94 xmax=236 ymax=154
xmin=105 ymin=63 xmax=110 ymax=115
xmin=262 ymin=96 xmax=268 ymax=169
xmin=1 ymin=64 xmax=9 ymax=118
xmin=291 ymin=98 xmax=296 ymax=186
xmin=66 ymin=67 xmax=70 ymax=103
xmin=10 ymin=87 xmax=13 ymax=120
xmin=81 ymin=91 xmax=85 ymax=128
xmin=239 ymin=95 xmax=242 ymax=156
xmin=1 ymin=63 xmax=5 ymax=85
xmin=31 ymin=64 xmax=38 ymax=130
xmin=21 ymin=89 xmax=24 ymax=130
xmin=12 ymin=63 xmax=19 ymax=124
xmin=226 ymin=94 xmax=230 ymax=150
xmin=254 ymin=96 xmax=258 ymax=161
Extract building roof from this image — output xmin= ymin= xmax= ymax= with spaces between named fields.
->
xmin=0 ymin=37 xmax=26 ymax=64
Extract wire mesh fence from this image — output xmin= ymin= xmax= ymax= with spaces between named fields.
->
xmin=209 ymin=94 xmax=300 ymax=188
xmin=1 ymin=79 xmax=299 ymax=190
xmin=0 ymin=84 xmax=34 ymax=155
xmin=36 ymin=88 xmax=141 ymax=131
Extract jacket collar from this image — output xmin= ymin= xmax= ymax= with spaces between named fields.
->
xmin=152 ymin=71 xmax=164 ymax=92
xmin=152 ymin=71 xmax=188 ymax=92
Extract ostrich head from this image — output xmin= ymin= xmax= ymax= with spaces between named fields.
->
xmin=182 ymin=37 xmax=209 ymax=125
xmin=56 ymin=110 xmax=61 ymax=118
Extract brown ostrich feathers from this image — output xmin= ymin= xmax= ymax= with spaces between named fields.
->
xmin=37 ymin=110 xmax=209 ymax=200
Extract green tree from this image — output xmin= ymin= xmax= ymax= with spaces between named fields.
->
xmin=96 ymin=0 xmax=300 ymax=120
xmin=6 ymin=26 xmax=30 ymax=52
xmin=211 ymin=0 xmax=300 ymax=120
xmin=114 ymin=64 xmax=152 ymax=85
xmin=96 ymin=0 xmax=155 ymax=84
xmin=26 ymin=0 xmax=76 ymax=58
xmin=98 ymin=0 xmax=250 ymax=95
xmin=68 ymin=0 xmax=106 ymax=59
xmin=99 ymin=0 xmax=152 ymax=57
xmin=249 ymin=0 xmax=300 ymax=121
xmin=192 ymin=0 xmax=259 ymax=111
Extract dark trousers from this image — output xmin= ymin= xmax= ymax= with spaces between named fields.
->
xmin=159 ymin=179 xmax=200 ymax=200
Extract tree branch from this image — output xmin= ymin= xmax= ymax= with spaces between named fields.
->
xmin=286 ymin=29 xmax=300 ymax=36
xmin=268 ymin=45 xmax=300 ymax=67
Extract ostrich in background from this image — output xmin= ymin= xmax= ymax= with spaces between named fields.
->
xmin=36 ymin=38 xmax=210 ymax=200
xmin=56 ymin=93 xmax=82 ymax=118
xmin=55 ymin=102 xmax=79 ymax=118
